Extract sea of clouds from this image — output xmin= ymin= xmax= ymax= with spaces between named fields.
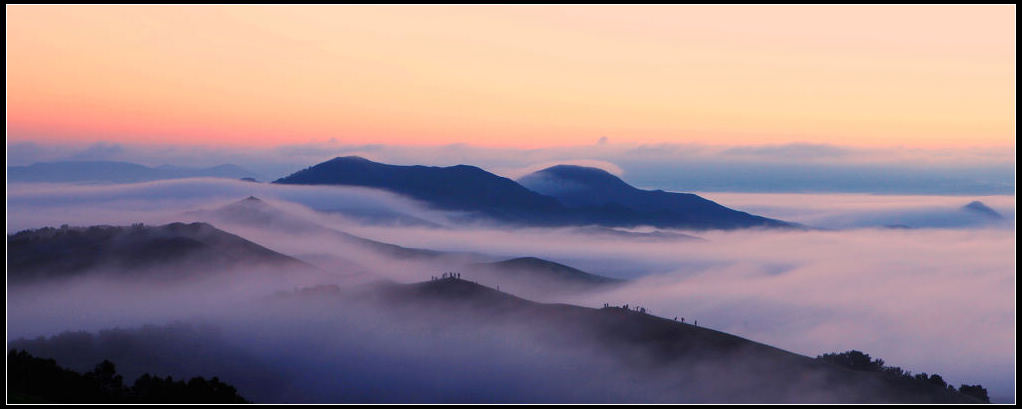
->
xmin=5 ymin=177 xmax=1016 ymax=401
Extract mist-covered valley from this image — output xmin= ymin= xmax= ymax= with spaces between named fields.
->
xmin=6 ymin=171 xmax=1015 ymax=403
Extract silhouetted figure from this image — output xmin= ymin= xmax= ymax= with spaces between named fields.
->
xmin=694 ymin=320 xmax=697 ymax=326
xmin=680 ymin=317 xmax=684 ymax=323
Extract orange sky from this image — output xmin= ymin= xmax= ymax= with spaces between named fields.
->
xmin=5 ymin=5 xmax=1016 ymax=149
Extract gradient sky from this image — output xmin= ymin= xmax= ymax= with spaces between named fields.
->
xmin=6 ymin=5 xmax=1016 ymax=149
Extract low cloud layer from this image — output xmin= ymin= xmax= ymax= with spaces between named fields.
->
xmin=697 ymin=192 xmax=1015 ymax=229
xmin=7 ymin=141 xmax=1015 ymax=194
xmin=344 ymin=224 xmax=1015 ymax=400
xmin=5 ymin=180 xmax=1016 ymax=401
xmin=6 ymin=179 xmax=454 ymax=233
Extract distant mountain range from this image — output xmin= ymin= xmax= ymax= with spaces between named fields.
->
xmin=274 ymin=156 xmax=794 ymax=230
xmin=8 ymin=161 xmax=262 ymax=184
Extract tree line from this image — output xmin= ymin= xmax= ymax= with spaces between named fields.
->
xmin=817 ymin=350 xmax=989 ymax=403
xmin=7 ymin=349 xmax=250 ymax=403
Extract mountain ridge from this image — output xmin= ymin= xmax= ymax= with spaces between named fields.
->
xmin=519 ymin=164 xmax=794 ymax=229
xmin=273 ymin=156 xmax=794 ymax=230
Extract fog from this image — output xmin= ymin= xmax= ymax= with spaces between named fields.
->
xmin=343 ymin=222 xmax=1014 ymax=400
xmin=6 ymin=179 xmax=456 ymax=233
xmin=5 ymin=181 xmax=1015 ymax=402
xmin=698 ymin=192 xmax=1015 ymax=229
xmin=8 ymin=140 xmax=1015 ymax=195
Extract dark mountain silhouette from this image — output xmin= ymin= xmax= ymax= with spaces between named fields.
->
xmin=273 ymin=156 xmax=793 ymax=230
xmin=8 ymin=161 xmax=261 ymax=184
xmin=7 ymin=222 xmax=311 ymax=283
xmin=961 ymin=201 xmax=1004 ymax=220
xmin=273 ymin=156 xmax=565 ymax=224
xmin=519 ymin=165 xmax=794 ymax=229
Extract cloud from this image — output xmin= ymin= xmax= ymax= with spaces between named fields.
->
xmin=5 ymin=179 xmax=454 ymax=234
xmin=6 ymin=141 xmax=1015 ymax=194
xmin=4 ymin=182 xmax=1016 ymax=400
xmin=721 ymin=143 xmax=850 ymax=160
xmin=340 ymin=223 xmax=1015 ymax=399
xmin=696 ymin=192 xmax=1015 ymax=229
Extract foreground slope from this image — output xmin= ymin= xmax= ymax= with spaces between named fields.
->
xmin=363 ymin=278 xmax=984 ymax=403
xmin=9 ymin=276 xmax=985 ymax=403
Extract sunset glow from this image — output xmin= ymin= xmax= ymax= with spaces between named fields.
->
xmin=6 ymin=5 xmax=1016 ymax=148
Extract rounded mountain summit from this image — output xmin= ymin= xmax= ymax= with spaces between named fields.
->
xmin=274 ymin=156 xmax=794 ymax=230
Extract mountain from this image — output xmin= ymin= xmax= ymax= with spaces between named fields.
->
xmin=273 ymin=157 xmax=793 ymax=230
xmin=479 ymin=257 xmax=621 ymax=284
xmin=9 ymin=276 xmax=989 ymax=403
xmin=463 ymin=257 xmax=623 ymax=297
xmin=8 ymin=161 xmax=261 ymax=184
xmin=6 ymin=222 xmax=311 ymax=283
xmin=363 ymin=278 xmax=987 ymax=403
xmin=518 ymin=165 xmax=794 ymax=229
xmin=961 ymin=200 xmax=1004 ymax=220
xmin=273 ymin=156 xmax=565 ymax=224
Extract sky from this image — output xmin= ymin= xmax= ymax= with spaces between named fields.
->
xmin=6 ymin=5 xmax=1016 ymax=150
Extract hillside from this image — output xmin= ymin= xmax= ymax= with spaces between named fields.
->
xmin=364 ymin=278 xmax=985 ymax=403
xmin=7 ymin=222 xmax=310 ymax=283
xmin=459 ymin=256 xmax=623 ymax=297
xmin=9 ymin=277 xmax=988 ymax=403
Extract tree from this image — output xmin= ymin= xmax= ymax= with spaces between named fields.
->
xmin=817 ymin=350 xmax=884 ymax=372
xmin=958 ymin=384 xmax=990 ymax=403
